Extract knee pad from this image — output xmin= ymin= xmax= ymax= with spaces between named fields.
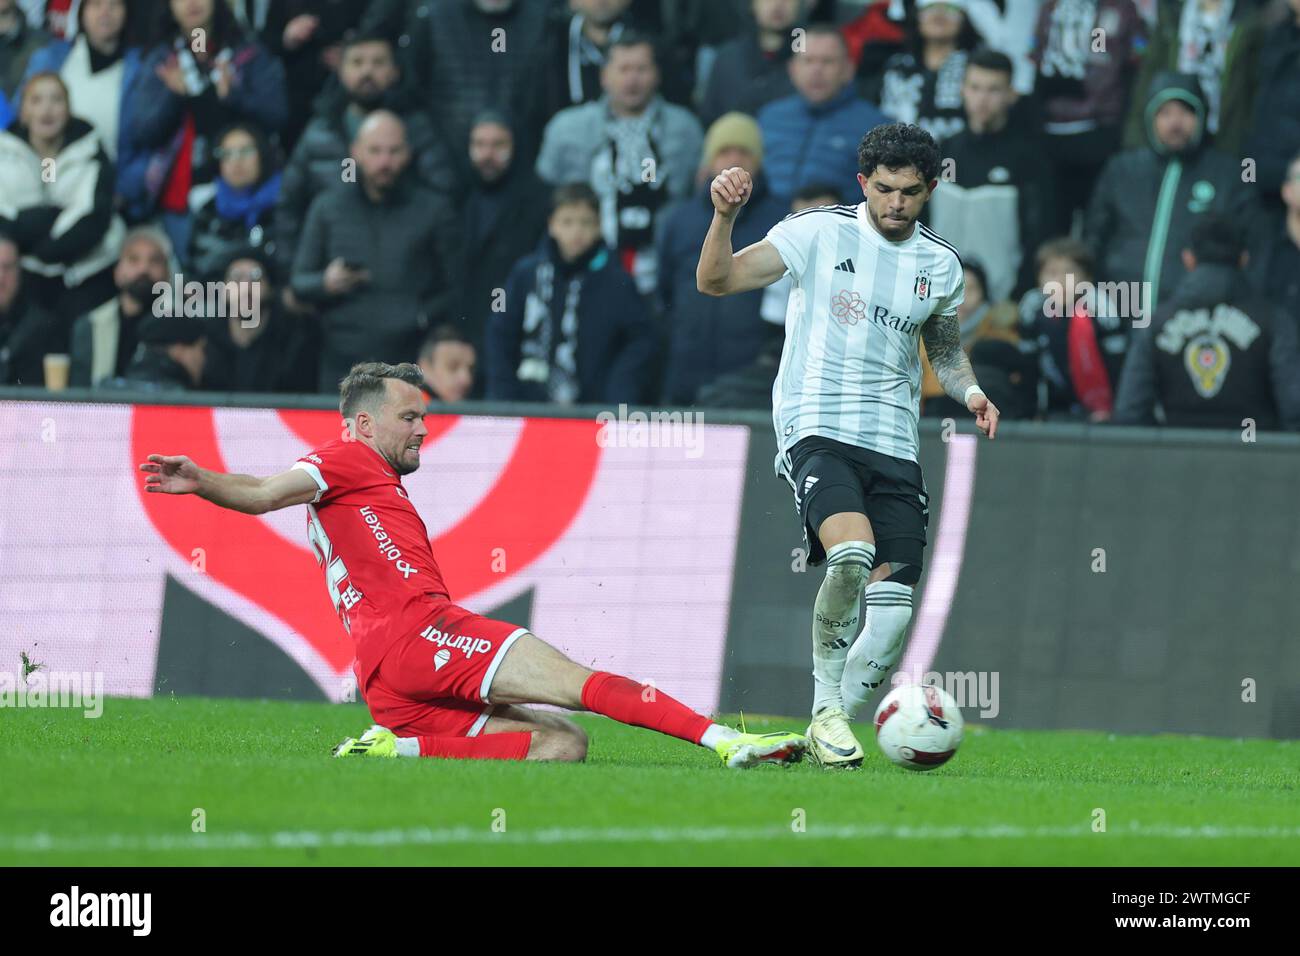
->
xmin=883 ymin=562 xmax=921 ymax=587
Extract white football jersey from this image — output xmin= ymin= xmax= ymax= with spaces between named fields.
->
xmin=765 ymin=202 xmax=964 ymax=469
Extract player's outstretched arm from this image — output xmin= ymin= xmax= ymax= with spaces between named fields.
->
xmin=696 ymin=166 xmax=787 ymax=296
xmin=921 ymin=313 xmax=1000 ymax=439
xmin=138 ymin=454 xmax=321 ymax=514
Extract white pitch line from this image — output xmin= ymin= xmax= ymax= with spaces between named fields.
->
xmin=4 ymin=821 xmax=1300 ymax=854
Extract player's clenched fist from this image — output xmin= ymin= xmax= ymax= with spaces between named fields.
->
xmin=710 ymin=166 xmax=753 ymax=218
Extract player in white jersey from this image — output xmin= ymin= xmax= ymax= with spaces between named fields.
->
xmin=696 ymin=123 xmax=999 ymax=768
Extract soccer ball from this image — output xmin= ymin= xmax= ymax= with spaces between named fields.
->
xmin=873 ymin=683 xmax=964 ymax=771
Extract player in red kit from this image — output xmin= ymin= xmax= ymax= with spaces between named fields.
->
xmin=138 ymin=362 xmax=808 ymax=767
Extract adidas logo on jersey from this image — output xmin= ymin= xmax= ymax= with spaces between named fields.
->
xmin=834 ymin=258 xmax=856 ymax=274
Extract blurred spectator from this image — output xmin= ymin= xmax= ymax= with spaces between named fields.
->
xmin=1017 ymin=237 xmax=1128 ymax=419
xmin=486 ymin=183 xmax=656 ymax=404
xmin=231 ymin=1 xmax=369 ymax=152
xmin=1242 ymin=0 xmax=1300 ymax=213
xmin=698 ymin=0 xmax=801 ymax=128
xmin=657 ymin=112 xmax=786 ymax=404
xmin=276 ymin=31 xmax=457 ymax=272
xmin=964 ymin=0 xmax=1041 ymax=94
xmin=0 ymin=72 xmax=125 ymax=316
xmin=1247 ymin=149 xmax=1300 ymax=322
xmin=863 ymin=0 xmax=982 ymax=142
xmin=401 ymin=0 xmax=551 ymax=171
xmin=201 ymin=246 xmax=317 ymax=393
xmin=102 ymin=312 xmax=207 ymax=391
xmin=0 ymin=85 xmax=11 ymax=125
xmin=417 ymin=323 xmax=476 ymax=403
xmin=0 ymin=231 xmax=59 ymax=385
xmin=928 ymin=47 xmax=1055 ymax=302
xmin=1085 ymin=72 xmax=1252 ymax=317
xmin=0 ymin=0 xmax=46 ymax=97
xmin=1121 ymin=0 xmax=1263 ymax=157
xmin=538 ymin=0 xmax=692 ymax=120
xmin=187 ymin=121 xmax=281 ymax=279
xmin=920 ymin=258 xmax=1022 ymax=415
xmin=357 ymin=0 xmax=410 ymax=41
xmin=758 ymin=24 xmax=888 ymax=203
xmin=22 ymin=0 xmax=140 ymax=174
xmin=1031 ymin=0 xmax=1145 ymax=232
xmin=290 ymin=111 xmax=453 ymax=392
xmin=1113 ymin=214 xmax=1300 ymax=429
xmin=121 ymin=0 xmax=287 ymax=249
xmin=33 ymin=0 xmax=75 ymax=39
xmin=452 ymin=110 xmax=548 ymax=365
xmin=843 ymin=0 xmax=906 ymax=82
xmin=790 ymin=181 xmax=841 ymax=209
xmin=536 ymin=33 xmax=704 ymax=296
xmin=70 ymin=224 xmax=172 ymax=387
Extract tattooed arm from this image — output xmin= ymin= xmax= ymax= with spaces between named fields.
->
xmin=921 ymin=312 xmax=1000 ymax=439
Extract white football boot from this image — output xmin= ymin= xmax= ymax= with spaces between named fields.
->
xmin=806 ymin=706 xmax=865 ymax=769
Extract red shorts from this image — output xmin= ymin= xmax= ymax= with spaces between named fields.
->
xmin=360 ymin=601 xmax=527 ymax=739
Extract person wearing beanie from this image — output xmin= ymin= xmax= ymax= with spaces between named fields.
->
xmin=657 ymin=111 xmax=789 ymax=404
xmin=1084 ymin=71 xmax=1256 ymax=317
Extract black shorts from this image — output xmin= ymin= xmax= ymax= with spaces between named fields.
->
xmin=779 ymin=436 xmax=929 ymax=569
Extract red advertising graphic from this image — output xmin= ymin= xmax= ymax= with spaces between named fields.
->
xmin=1 ymin=401 xmax=747 ymax=714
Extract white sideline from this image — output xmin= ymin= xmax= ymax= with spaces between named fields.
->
xmin=5 ymin=821 xmax=1300 ymax=854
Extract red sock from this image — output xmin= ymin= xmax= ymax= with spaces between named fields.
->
xmin=580 ymin=671 xmax=712 ymax=745
xmin=417 ymin=732 xmax=532 ymax=760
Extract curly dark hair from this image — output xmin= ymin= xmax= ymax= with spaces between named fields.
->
xmin=857 ymin=123 xmax=942 ymax=183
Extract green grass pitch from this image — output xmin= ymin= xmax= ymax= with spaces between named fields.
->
xmin=3 ymin=697 xmax=1297 ymax=866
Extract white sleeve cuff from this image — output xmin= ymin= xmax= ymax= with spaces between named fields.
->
xmin=291 ymin=461 xmax=327 ymax=503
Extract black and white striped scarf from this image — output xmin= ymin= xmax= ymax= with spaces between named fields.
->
xmin=518 ymin=259 xmax=582 ymax=404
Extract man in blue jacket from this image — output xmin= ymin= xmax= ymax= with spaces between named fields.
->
xmin=758 ymin=23 xmax=890 ymax=203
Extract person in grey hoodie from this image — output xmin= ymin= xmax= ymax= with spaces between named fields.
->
xmin=1084 ymin=71 xmax=1255 ymax=320
xmin=291 ymin=110 xmax=454 ymax=393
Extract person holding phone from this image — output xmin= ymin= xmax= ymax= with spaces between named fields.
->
xmin=290 ymin=109 xmax=456 ymax=393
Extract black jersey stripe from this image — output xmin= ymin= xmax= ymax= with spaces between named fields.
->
xmin=918 ymin=223 xmax=963 ymax=265
xmin=781 ymin=204 xmax=858 ymax=223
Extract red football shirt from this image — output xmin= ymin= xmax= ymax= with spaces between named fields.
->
xmin=293 ymin=437 xmax=449 ymax=684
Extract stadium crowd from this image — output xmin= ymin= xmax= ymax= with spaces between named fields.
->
xmin=1 ymin=0 xmax=1299 ymax=430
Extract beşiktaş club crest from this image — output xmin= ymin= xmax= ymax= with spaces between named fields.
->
xmin=914 ymin=269 xmax=931 ymax=301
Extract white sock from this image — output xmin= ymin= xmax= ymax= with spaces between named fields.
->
xmin=394 ymin=736 xmax=420 ymax=757
xmin=699 ymin=723 xmax=739 ymax=749
xmin=841 ymin=580 xmax=914 ymax=718
xmin=811 ymin=540 xmax=874 ymax=715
